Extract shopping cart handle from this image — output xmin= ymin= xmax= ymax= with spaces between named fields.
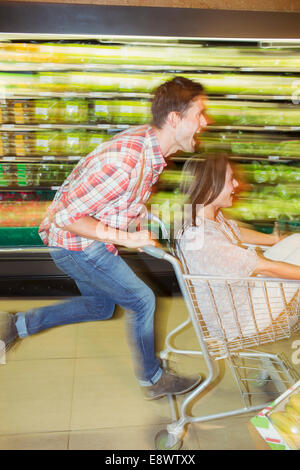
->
xmin=141 ymin=245 xmax=166 ymax=259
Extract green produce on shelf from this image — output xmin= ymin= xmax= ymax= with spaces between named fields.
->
xmin=60 ymin=99 xmax=89 ymax=123
xmin=86 ymin=131 xmax=110 ymax=154
xmin=4 ymin=97 xmax=300 ymax=127
xmin=148 ymin=191 xmax=187 ymax=207
xmin=0 ymin=162 xmax=75 ymax=187
xmin=38 ymin=71 xmax=166 ymax=93
xmin=0 ymin=73 xmax=38 ymax=96
xmin=1 ymin=71 xmax=300 ymax=97
xmin=34 ymin=98 xmax=89 ymax=124
xmin=199 ymin=132 xmax=300 ymax=158
xmin=60 ymin=129 xmax=87 ymax=156
xmin=2 ymin=42 xmax=300 ymax=69
xmin=240 ymin=162 xmax=300 ymax=184
xmin=207 ymin=100 xmax=300 ymax=127
xmin=93 ymin=99 xmax=151 ymax=124
xmin=0 ymin=130 xmax=112 ymax=158
xmin=159 ymin=170 xmax=191 ymax=186
xmin=34 ymin=131 xmax=63 ymax=156
xmin=224 ymin=197 xmax=300 ymax=221
xmin=33 ymin=99 xmax=61 ymax=123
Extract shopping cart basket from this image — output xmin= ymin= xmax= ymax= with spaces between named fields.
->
xmin=142 ymin=242 xmax=300 ymax=450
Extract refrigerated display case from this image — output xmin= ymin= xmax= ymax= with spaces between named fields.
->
xmin=0 ymin=2 xmax=300 ymax=296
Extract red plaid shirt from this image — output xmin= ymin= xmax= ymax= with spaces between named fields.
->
xmin=39 ymin=125 xmax=166 ymax=254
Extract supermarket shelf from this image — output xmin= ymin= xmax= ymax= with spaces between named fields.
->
xmin=0 ymin=156 xmax=81 ymax=162
xmin=1 ymin=92 xmax=300 ymax=102
xmin=2 ymin=124 xmax=300 ymax=133
xmin=1 ymin=153 xmax=298 ymax=165
xmin=224 ymin=94 xmax=300 ymax=101
xmin=0 ymin=63 xmax=241 ymax=73
xmin=209 ymin=125 xmax=300 ymax=132
xmin=0 ymin=124 xmax=129 ymax=131
xmin=170 ymin=154 xmax=292 ymax=163
xmin=2 ymin=62 xmax=300 ymax=74
xmin=0 ymin=245 xmax=180 ymax=296
xmin=0 ymin=186 xmax=60 ymax=191
xmin=0 ymin=91 xmax=152 ymax=99
xmin=0 ymin=246 xmax=52 ymax=254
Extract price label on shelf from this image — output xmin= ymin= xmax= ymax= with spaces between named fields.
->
xmin=67 ymin=137 xmax=79 ymax=146
xmin=4 ymin=156 xmax=16 ymax=161
xmin=36 ymin=139 xmax=49 ymax=149
xmin=40 ymin=75 xmax=54 ymax=84
xmin=268 ymin=156 xmax=280 ymax=161
xmin=95 ymin=104 xmax=108 ymax=114
xmin=43 ymin=156 xmax=55 ymax=161
xmin=66 ymin=105 xmax=78 ymax=115
xmin=35 ymin=107 xmax=49 ymax=116
xmin=120 ymin=105 xmax=133 ymax=113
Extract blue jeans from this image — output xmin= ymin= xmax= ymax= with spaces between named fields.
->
xmin=15 ymin=241 xmax=162 ymax=386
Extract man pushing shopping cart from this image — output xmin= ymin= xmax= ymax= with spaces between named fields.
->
xmin=0 ymin=76 xmax=208 ymax=400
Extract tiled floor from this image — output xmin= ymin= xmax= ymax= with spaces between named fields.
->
xmin=0 ymin=296 xmax=299 ymax=450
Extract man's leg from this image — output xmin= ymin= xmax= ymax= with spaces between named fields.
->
xmin=15 ymin=248 xmax=116 ymax=337
xmin=69 ymin=241 xmax=201 ymax=396
xmin=1 ymin=242 xmax=201 ymax=397
xmin=11 ymin=243 xmax=160 ymax=384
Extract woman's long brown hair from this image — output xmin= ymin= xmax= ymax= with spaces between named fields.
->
xmin=180 ymin=153 xmax=230 ymax=227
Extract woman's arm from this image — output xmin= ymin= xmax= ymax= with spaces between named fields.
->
xmin=253 ymin=255 xmax=300 ymax=280
xmin=239 ymin=227 xmax=279 ymax=246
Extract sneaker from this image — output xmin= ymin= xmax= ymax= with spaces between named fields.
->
xmin=143 ymin=369 xmax=202 ymax=401
xmin=0 ymin=311 xmax=18 ymax=354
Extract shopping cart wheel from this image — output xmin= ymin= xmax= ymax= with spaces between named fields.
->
xmin=155 ymin=430 xmax=182 ymax=450
xmin=254 ymin=370 xmax=270 ymax=388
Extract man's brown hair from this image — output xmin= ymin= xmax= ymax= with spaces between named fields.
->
xmin=151 ymin=76 xmax=204 ymax=129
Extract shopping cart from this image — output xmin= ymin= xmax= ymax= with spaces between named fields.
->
xmin=142 ymin=239 xmax=300 ymax=450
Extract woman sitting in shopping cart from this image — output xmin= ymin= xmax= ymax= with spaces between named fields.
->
xmin=177 ymin=153 xmax=300 ymax=342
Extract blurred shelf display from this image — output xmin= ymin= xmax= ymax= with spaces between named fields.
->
xmin=0 ymin=162 xmax=75 ymax=187
xmin=198 ymin=132 xmax=300 ymax=160
xmin=1 ymin=42 xmax=300 ymax=70
xmin=0 ymin=130 xmax=110 ymax=158
xmin=0 ymin=34 xmax=299 ymax=251
xmin=3 ymin=98 xmax=300 ymax=129
xmin=1 ymin=70 xmax=300 ymax=99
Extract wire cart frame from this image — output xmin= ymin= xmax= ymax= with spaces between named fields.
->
xmin=142 ymin=243 xmax=300 ymax=450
